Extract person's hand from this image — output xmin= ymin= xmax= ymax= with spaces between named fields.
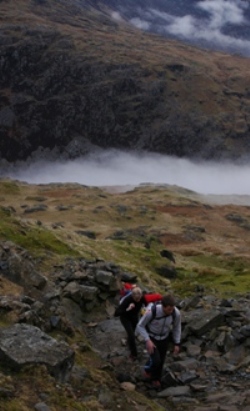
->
xmin=126 ymin=303 xmax=135 ymax=311
xmin=173 ymin=345 xmax=180 ymax=355
xmin=146 ymin=339 xmax=155 ymax=354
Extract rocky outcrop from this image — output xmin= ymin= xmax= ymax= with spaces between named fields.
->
xmin=2 ymin=238 xmax=250 ymax=409
xmin=0 ymin=241 xmax=128 ymax=329
xmin=0 ymin=323 xmax=74 ymax=382
xmin=0 ymin=0 xmax=250 ymax=163
xmin=0 ymin=241 xmax=47 ymax=290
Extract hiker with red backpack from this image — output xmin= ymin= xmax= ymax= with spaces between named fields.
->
xmin=119 ymin=281 xmax=137 ymax=298
xmin=135 ymin=294 xmax=181 ymax=389
xmin=114 ymin=286 xmax=162 ymax=361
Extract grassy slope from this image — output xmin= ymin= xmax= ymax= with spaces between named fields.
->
xmin=1 ymin=179 xmax=250 ymax=297
xmin=1 ymin=178 xmax=250 ymax=410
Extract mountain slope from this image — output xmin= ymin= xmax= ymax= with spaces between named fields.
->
xmin=1 ymin=178 xmax=250 ymax=409
xmin=1 ymin=0 xmax=250 ymax=162
xmin=98 ymin=0 xmax=250 ymax=56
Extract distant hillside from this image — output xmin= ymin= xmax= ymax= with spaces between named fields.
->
xmin=98 ymin=0 xmax=250 ymax=56
xmin=1 ymin=0 xmax=250 ymax=163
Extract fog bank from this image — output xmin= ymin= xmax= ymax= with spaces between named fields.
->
xmin=1 ymin=150 xmax=250 ymax=196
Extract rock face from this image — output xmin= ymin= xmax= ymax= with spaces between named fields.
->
xmin=0 ymin=241 xmax=47 ymax=290
xmin=0 ymin=0 xmax=250 ymax=163
xmin=0 ymin=323 xmax=75 ymax=382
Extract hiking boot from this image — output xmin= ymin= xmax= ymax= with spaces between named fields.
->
xmin=151 ymin=380 xmax=161 ymax=390
xmin=129 ymin=354 xmax=137 ymax=362
xmin=142 ymin=370 xmax=152 ymax=381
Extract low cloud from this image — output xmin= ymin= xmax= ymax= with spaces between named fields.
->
xmin=130 ymin=17 xmax=150 ymax=31
xmin=1 ymin=150 xmax=250 ymax=196
xmin=111 ymin=11 xmax=123 ymax=22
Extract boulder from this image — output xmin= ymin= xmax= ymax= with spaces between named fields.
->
xmin=0 ymin=324 xmax=74 ymax=382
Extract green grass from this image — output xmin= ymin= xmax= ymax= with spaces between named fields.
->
xmin=0 ymin=181 xmax=20 ymax=195
xmin=173 ymin=259 xmax=250 ymax=297
xmin=0 ymin=207 xmax=80 ymax=258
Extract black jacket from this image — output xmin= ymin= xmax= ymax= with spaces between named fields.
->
xmin=114 ymin=294 xmax=146 ymax=321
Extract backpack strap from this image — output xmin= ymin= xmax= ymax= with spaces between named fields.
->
xmin=146 ymin=303 xmax=176 ymax=336
xmin=119 ymin=291 xmax=132 ymax=305
xmin=151 ymin=303 xmax=176 ymax=320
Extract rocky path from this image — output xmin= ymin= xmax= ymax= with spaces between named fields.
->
xmin=84 ymin=296 xmax=250 ymax=411
xmin=2 ymin=239 xmax=250 ymax=411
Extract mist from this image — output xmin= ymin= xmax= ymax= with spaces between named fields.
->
xmin=1 ymin=150 xmax=250 ymax=196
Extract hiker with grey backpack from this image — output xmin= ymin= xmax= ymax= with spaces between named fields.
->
xmin=135 ymin=294 xmax=181 ymax=390
xmin=114 ymin=286 xmax=163 ymax=361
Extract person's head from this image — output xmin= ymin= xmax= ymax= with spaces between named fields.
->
xmin=161 ymin=294 xmax=176 ymax=316
xmin=131 ymin=286 xmax=142 ymax=302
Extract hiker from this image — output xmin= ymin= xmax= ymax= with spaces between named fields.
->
xmin=135 ymin=294 xmax=181 ymax=389
xmin=114 ymin=287 xmax=162 ymax=361
xmin=119 ymin=281 xmax=161 ymax=302
xmin=119 ymin=281 xmax=137 ymax=298
xmin=119 ymin=273 xmax=138 ymax=298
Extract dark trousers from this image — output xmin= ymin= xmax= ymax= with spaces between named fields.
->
xmin=145 ymin=336 xmax=169 ymax=381
xmin=120 ymin=315 xmax=138 ymax=357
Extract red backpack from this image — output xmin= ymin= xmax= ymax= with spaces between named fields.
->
xmin=119 ymin=282 xmax=136 ymax=298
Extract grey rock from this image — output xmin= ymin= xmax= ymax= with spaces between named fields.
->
xmin=95 ymin=270 xmax=114 ymax=286
xmin=187 ymin=309 xmax=225 ymax=337
xmin=28 ymin=270 xmax=47 ymax=289
xmin=240 ymin=325 xmax=250 ymax=337
xmin=34 ymin=403 xmax=51 ymax=411
xmin=24 ymin=205 xmax=48 ymax=213
xmin=62 ymin=281 xmax=98 ymax=305
xmin=169 ymin=358 xmax=199 ymax=373
xmin=157 ymin=385 xmax=191 ymax=398
xmin=0 ymin=323 xmax=74 ymax=382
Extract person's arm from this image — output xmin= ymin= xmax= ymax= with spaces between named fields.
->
xmin=114 ymin=296 xmax=131 ymax=317
xmin=135 ymin=309 xmax=156 ymax=354
xmin=172 ymin=308 xmax=182 ymax=354
xmin=114 ymin=296 xmax=136 ymax=317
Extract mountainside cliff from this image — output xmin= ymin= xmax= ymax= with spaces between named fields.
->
xmin=1 ymin=0 xmax=250 ymax=162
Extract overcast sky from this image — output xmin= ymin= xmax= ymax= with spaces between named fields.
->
xmin=112 ymin=0 xmax=250 ymax=56
xmin=2 ymin=150 xmax=250 ymax=196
